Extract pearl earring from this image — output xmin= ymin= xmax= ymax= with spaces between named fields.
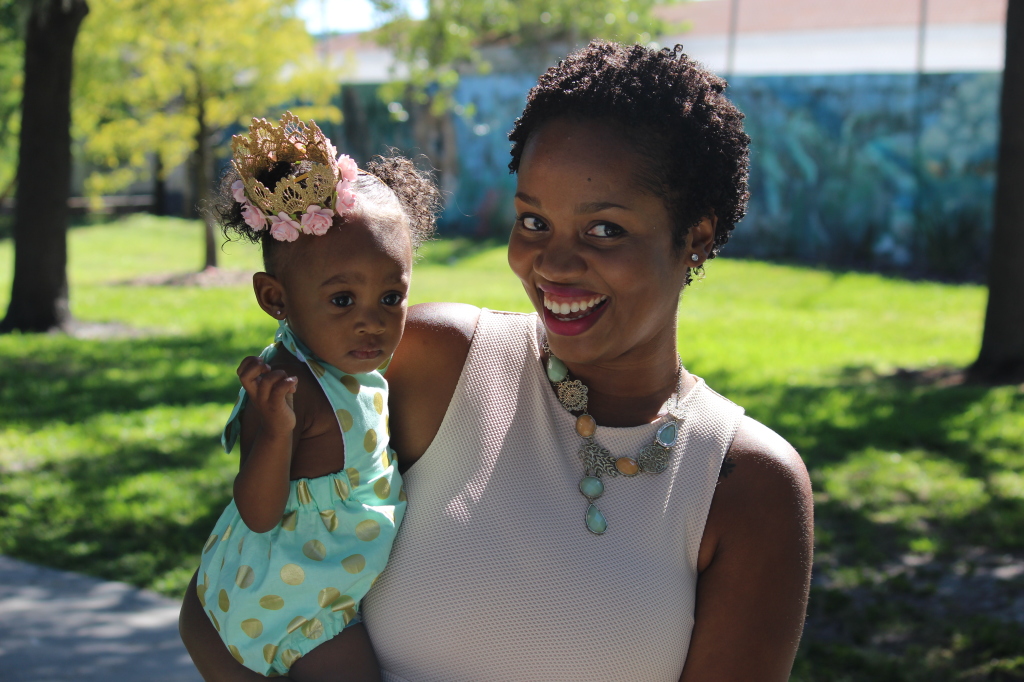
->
xmin=690 ymin=253 xmax=699 ymax=262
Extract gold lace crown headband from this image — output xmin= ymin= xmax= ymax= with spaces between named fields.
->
xmin=230 ymin=112 xmax=372 ymax=242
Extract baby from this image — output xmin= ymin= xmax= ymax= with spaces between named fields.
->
xmin=193 ymin=113 xmax=438 ymax=680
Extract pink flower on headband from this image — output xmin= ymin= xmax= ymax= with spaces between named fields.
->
xmin=241 ymin=202 xmax=267 ymax=231
xmin=269 ymin=212 xmax=301 ymax=242
xmin=336 ymin=154 xmax=358 ymax=183
xmin=336 ymin=180 xmax=357 ymax=213
xmin=300 ymin=205 xmax=334 ymax=236
xmin=231 ymin=179 xmax=247 ymax=204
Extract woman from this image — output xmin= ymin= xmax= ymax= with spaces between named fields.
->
xmin=181 ymin=42 xmax=813 ymax=681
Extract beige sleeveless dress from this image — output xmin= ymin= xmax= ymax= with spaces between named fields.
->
xmin=363 ymin=310 xmax=745 ymax=682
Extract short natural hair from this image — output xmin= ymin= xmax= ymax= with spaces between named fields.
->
xmin=509 ymin=41 xmax=751 ymax=270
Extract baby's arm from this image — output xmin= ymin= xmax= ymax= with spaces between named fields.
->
xmin=232 ymin=356 xmax=299 ymax=533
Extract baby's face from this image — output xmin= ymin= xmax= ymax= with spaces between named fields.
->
xmin=276 ymin=210 xmax=413 ymax=375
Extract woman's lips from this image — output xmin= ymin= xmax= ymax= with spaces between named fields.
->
xmin=540 ymin=289 xmax=610 ymax=336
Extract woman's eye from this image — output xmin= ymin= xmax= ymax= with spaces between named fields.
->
xmin=519 ymin=215 xmax=546 ymax=231
xmin=381 ymin=292 xmax=404 ymax=306
xmin=587 ymin=222 xmax=624 ymax=238
xmin=331 ymin=294 xmax=354 ymax=307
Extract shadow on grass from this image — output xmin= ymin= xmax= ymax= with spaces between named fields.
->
xmin=704 ymin=368 xmax=1024 ymax=680
xmin=1 ymin=332 xmax=1021 ymax=677
xmin=0 ymin=329 xmax=263 ymax=426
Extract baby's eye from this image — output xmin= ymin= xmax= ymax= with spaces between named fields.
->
xmin=381 ymin=292 xmax=404 ymax=306
xmin=519 ymin=215 xmax=547 ymax=231
xmin=587 ymin=222 xmax=624 ymax=238
xmin=331 ymin=294 xmax=354 ymax=307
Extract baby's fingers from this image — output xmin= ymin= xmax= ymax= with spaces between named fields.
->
xmin=255 ymin=370 xmax=296 ymax=404
xmin=237 ymin=356 xmax=269 ymax=395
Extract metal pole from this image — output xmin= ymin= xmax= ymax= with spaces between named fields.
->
xmin=725 ymin=0 xmax=740 ymax=79
xmin=913 ymin=0 xmax=929 ymax=236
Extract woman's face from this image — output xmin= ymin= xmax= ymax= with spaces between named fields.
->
xmin=508 ymin=117 xmax=698 ymax=367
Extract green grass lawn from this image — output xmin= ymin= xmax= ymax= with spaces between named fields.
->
xmin=1 ymin=216 xmax=1022 ymax=680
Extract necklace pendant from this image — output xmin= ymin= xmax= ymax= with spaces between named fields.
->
xmin=585 ymin=503 xmax=607 ymax=535
xmin=614 ymin=456 xmax=640 ymax=477
xmin=579 ymin=475 xmax=604 ymax=500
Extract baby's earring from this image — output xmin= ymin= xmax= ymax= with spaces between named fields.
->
xmin=690 ymin=253 xmax=699 ymax=263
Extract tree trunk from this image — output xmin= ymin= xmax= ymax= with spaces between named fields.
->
xmin=152 ymin=152 xmax=166 ymax=216
xmin=972 ymin=2 xmax=1024 ymax=383
xmin=1 ymin=0 xmax=89 ymax=333
xmin=192 ymin=85 xmax=218 ymax=270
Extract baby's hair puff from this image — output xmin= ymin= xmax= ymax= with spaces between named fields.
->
xmin=215 ymin=113 xmax=440 ymax=272
xmin=509 ymin=41 xmax=751 ymax=275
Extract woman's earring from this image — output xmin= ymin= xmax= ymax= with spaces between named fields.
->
xmin=276 ymin=310 xmax=282 ymax=317
xmin=690 ymin=253 xmax=699 ymax=263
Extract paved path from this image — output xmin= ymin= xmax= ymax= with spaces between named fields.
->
xmin=0 ymin=556 xmax=201 ymax=682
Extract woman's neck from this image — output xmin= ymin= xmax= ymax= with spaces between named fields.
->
xmin=555 ymin=338 xmax=692 ymax=428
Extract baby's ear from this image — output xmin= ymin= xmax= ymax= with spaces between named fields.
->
xmin=253 ymin=272 xmax=287 ymax=321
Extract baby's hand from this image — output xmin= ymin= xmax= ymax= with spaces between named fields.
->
xmin=237 ymin=356 xmax=298 ymax=437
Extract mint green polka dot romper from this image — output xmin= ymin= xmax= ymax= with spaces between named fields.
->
xmin=197 ymin=322 xmax=406 ymax=676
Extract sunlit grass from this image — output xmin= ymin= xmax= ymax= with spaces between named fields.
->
xmin=0 ymin=216 xmax=1021 ymax=680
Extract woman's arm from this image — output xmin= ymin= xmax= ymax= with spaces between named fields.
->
xmin=385 ymin=302 xmax=479 ymax=469
xmin=680 ymin=416 xmax=814 ymax=682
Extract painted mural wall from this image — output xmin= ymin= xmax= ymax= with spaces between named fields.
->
xmin=336 ymin=71 xmax=1000 ymax=280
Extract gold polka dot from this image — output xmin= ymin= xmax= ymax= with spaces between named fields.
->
xmin=398 ymin=485 xmax=407 ymax=502
xmin=259 ymin=594 xmax=284 ymax=610
xmin=303 ymin=539 xmax=326 ymax=561
xmin=330 ymin=594 xmax=356 ymax=613
xmin=301 ymin=617 xmax=324 ymax=640
xmin=263 ymin=644 xmax=278 ymax=665
xmin=340 ymin=375 xmax=360 ymax=394
xmin=218 ymin=589 xmax=230 ymax=612
xmin=281 ymin=510 xmax=298 ymax=531
xmin=235 ymin=566 xmax=255 ymax=589
xmin=355 ymin=519 xmax=381 ymax=542
xmin=296 ymin=481 xmax=312 ymax=505
xmin=280 ymin=563 xmax=305 ymax=585
xmin=208 ymin=610 xmax=221 ymax=632
xmin=386 ymin=414 xmax=390 ymax=435
xmin=345 ymin=468 xmax=360 ymax=487
xmin=336 ymin=409 xmax=353 ymax=432
xmin=241 ymin=618 xmax=263 ymax=639
xmin=308 ymin=359 xmax=326 ymax=378
xmin=196 ymin=583 xmax=207 ymax=607
xmin=341 ymin=608 xmax=357 ymax=625
xmin=374 ymin=478 xmax=391 ymax=500
xmin=281 ymin=649 xmax=302 ymax=669
xmin=364 ymin=429 xmax=377 ymax=452
xmin=228 ymin=644 xmax=244 ymax=665
xmin=371 ymin=574 xmax=380 ymax=589
xmin=220 ymin=556 xmax=225 ymax=570
xmin=333 ymin=478 xmax=350 ymax=501
xmin=222 ymin=525 xmax=232 ymax=541
xmin=318 ymin=587 xmax=342 ymax=608
xmin=377 ymin=356 xmax=391 ymax=372
xmin=381 ymin=450 xmax=391 ymax=468
xmin=320 ymin=509 xmax=338 ymax=532
xmin=341 ymin=554 xmax=366 ymax=574
xmin=373 ymin=392 xmax=384 ymax=414
xmin=286 ymin=616 xmax=307 ymax=634
xmin=202 ymin=534 xmax=218 ymax=554
xmin=237 ymin=536 xmax=245 ymax=554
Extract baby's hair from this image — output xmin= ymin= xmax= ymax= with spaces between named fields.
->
xmin=509 ymin=41 xmax=751 ymax=277
xmin=215 ymin=150 xmax=440 ymax=273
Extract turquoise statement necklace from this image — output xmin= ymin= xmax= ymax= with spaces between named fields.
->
xmin=544 ymin=342 xmax=686 ymax=535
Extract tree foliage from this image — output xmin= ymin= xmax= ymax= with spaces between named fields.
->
xmin=369 ymin=0 xmax=672 ymax=114
xmin=0 ymin=0 xmax=27 ymax=204
xmin=73 ymin=0 xmax=342 ymax=267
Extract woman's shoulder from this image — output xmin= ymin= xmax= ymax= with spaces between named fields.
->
xmin=698 ymin=414 xmax=813 ymax=570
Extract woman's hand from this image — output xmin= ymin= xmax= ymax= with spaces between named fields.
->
xmin=236 ymin=356 xmax=297 ymax=437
